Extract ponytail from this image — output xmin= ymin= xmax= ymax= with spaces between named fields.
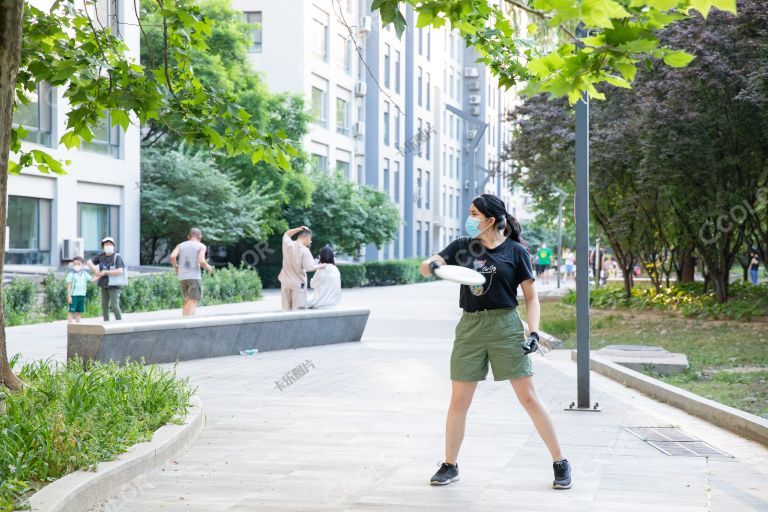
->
xmin=502 ymin=214 xmax=523 ymax=244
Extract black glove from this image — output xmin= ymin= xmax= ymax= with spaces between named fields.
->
xmin=429 ymin=261 xmax=441 ymax=275
xmin=523 ymin=332 xmax=540 ymax=355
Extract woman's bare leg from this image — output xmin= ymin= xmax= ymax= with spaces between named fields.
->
xmin=510 ymin=376 xmax=564 ymax=461
xmin=444 ymin=380 xmax=479 ymax=464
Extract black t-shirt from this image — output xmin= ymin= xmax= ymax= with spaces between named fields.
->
xmin=91 ymin=253 xmax=125 ymax=289
xmin=438 ymin=237 xmax=535 ymax=312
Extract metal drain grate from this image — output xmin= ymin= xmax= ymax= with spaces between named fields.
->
xmin=625 ymin=427 xmax=733 ymax=458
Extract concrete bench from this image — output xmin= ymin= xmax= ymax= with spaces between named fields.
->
xmin=68 ymin=308 xmax=370 ymax=364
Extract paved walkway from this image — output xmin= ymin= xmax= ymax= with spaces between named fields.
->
xmin=8 ymin=280 xmax=767 ymax=511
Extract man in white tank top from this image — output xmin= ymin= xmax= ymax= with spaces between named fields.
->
xmin=170 ymin=227 xmax=213 ymax=316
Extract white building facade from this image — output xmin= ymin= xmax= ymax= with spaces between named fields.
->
xmin=10 ymin=0 xmax=141 ymax=267
xmin=235 ymin=0 xmax=535 ymax=260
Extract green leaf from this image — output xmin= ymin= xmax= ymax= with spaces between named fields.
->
xmin=527 ymin=23 xmax=538 ymax=35
xmin=603 ymin=74 xmax=631 ymax=88
xmin=662 ymin=49 xmax=695 ymax=67
xmin=60 ymin=131 xmax=81 ymax=150
xmin=110 ymin=110 xmax=130 ymax=132
xmin=582 ymin=0 xmax=632 ymax=28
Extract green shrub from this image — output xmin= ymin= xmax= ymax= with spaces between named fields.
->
xmin=364 ymin=259 xmax=426 ymax=286
xmin=0 ymin=357 xmax=192 ymax=510
xmin=202 ymin=265 xmax=262 ymax=304
xmin=41 ymin=271 xmax=68 ymax=320
xmin=254 ymin=265 xmax=282 ymax=289
xmin=337 ymin=263 xmax=366 ymax=288
xmin=3 ymin=278 xmax=36 ymax=326
xmin=563 ymin=282 xmax=768 ymax=320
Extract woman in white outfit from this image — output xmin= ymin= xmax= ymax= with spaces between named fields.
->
xmin=308 ymin=246 xmax=341 ymax=309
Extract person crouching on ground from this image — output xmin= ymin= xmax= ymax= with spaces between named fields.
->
xmin=308 ymin=245 xmax=341 ymax=309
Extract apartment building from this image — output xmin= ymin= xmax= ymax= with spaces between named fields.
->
xmin=10 ymin=0 xmax=141 ymax=268
xmin=235 ymin=0 xmax=535 ymax=261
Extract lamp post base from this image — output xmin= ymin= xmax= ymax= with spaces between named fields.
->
xmin=564 ymin=401 xmax=601 ymax=412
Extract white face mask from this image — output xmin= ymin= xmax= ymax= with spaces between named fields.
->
xmin=104 ymin=246 xmax=115 ymax=255
xmin=73 ymin=265 xmax=82 ymax=273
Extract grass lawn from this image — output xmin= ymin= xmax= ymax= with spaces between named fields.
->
xmin=520 ymin=301 xmax=768 ymax=417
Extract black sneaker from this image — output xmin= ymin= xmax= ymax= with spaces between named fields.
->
xmin=553 ymin=459 xmax=572 ymax=489
xmin=430 ymin=462 xmax=459 ymax=486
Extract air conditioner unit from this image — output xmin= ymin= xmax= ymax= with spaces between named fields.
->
xmin=360 ymin=15 xmax=372 ymax=33
xmin=468 ymin=80 xmax=480 ymax=91
xmin=466 ymin=129 xmax=478 ymax=140
xmin=354 ymin=81 xmax=367 ymax=96
xmin=353 ymin=121 xmax=365 ymax=137
xmin=62 ymin=238 xmax=84 ymax=261
xmin=470 ymin=106 xmax=481 ymax=116
xmin=464 ymin=67 xmax=479 ymax=78
xmin=469 ymin=95 xmax=482 ymax=105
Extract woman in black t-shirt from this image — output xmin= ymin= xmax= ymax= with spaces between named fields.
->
xmin=419 ymin=194 xmax=572 ymax=490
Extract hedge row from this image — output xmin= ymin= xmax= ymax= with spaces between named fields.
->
xmin=3 ymin=265 xmax=262 ymax=326
xmin=256 ymin=259 xmax=432 ymax=289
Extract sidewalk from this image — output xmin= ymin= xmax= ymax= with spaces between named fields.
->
xmin=66 ymin=281 xmax=767 ymax=512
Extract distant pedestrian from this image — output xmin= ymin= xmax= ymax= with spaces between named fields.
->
xmin=749 ymin=251 xmax=760 ymax=285
xmin=66 ymin=256 xmax=89 ymax=324
xmin=536 ymin=242 xmax=553 ymax=284
xmin=170 ymin=228 xmax=213 ymax=316
xmin=564 ymin=249 xmax=575 ymax=281
xmin=279 ymin=226 xmax=326 ymax=311
xmin=87 ymin=237 xmax=125 ymax=321
xmin=308 ymin=245 xmax=342 ymax=309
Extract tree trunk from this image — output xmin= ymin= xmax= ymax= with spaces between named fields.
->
xmin=711 ymin=271 xmax=730 ymax=304
xmin=680 ymin=252 xmax=695 ymax=283
xmin=0 ymin=0 xmax=26 ymax=391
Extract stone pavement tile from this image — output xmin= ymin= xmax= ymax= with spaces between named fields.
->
xmin=589 ymin=502 xmax=706 ymax=512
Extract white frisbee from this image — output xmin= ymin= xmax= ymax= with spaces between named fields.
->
xmin=433 ymin=265 xmax=486 ymax=286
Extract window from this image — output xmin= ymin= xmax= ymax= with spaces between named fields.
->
xmin=417 ymin=118 xmax=423 ymax=157
xmin=449 ymin=153 xmax=454 ymax=179
xmin=425 ymin=122 xmax=431 ymax=160
xmin=417 ymin=66 xmax=423 ymax=107
xmin=312 ymin=153 xmax=328 ymax=171
xmin=336 ymin=95 xmax=349 ymax=134
xmin=417 ymin=169 xmax=423 ymax=208
xmin=456 ymin=194 xmax=460 ymax=219
xmin=311 ymin=79 xmax=328 ymax=127
xmin=383 ymin=101 xmax=390 ymax=146
xmin=13 ymin=83 xmax=52 ymax=146
xmin=335 ymin=159 xmax=350 ymax=179
xmin=336 ymin=34 xmax=351 ymax=71
xmin=90 ymin=0 xmax=119 ymax=36
xmin=357 ymin=164 xmax=364 ymax=185
xmin=442 ymin=146 xmax=447 ymax=176
xmin=82 ymin=112 xmax=120 ymax=157
xmin=6 ymin=196 xmax=51 ymax=265
xmin=418 ymin=28 xmax=423 ymax=55
xmin=427 ymin=30 xmax=431 ymax=60
xmin=449 ymin=191 xmax=454 ymax=217
xmin=442 ymin=187 xmax=446 ymax=216
xmin=383 ymin=158 xmax=390 ymax=195
xmin=425 ymin=171 xmax=431 ymax=208
xmin=456 ymin=154 xmax=461 ymax=178
xmin=416 ymin=222 xmax=422 ymax=256
xmin=312 ymin=8 xmax=329 ymax=61
xmin=425 ymin=222 xmax=431 ymax=256
xmin=244 ymin=12 xmax=262 ymax=53
xmin=394 ymin=229 xmax=400 ymax=258
xmin=426 ymin=72 xmax=431 ymax=110
xmin=394 ymin=161 xmax=400 ymax=201
xmin=384 ymin=44 xmax=391 ymax=88
xmin=395 ymin=50 xmax=401 ymax=93
xmin=395 ymin=110 xmax=401 ymax=149
xmin=78 ymin=202 xmax=119 ymax=260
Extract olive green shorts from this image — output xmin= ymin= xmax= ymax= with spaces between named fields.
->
xmin=451 ymin=308 xmax=533 ymax=381
xmin=180 ymin=279 xmax=202 ymax=301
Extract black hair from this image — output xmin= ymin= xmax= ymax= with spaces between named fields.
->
xmin=72 ymin=256 xmax=84 ymax=263
xmin=472 ymin=193 xmax=523 ymax=244
xmin=319 ymin=245 xmax=335 ymax=265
